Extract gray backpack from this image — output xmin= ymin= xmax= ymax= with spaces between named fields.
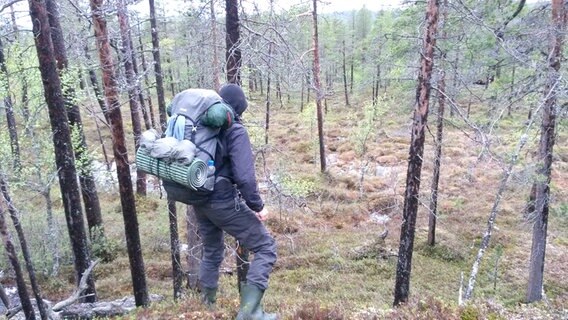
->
xmin=137 ymin=89 xmax=234 ymax=204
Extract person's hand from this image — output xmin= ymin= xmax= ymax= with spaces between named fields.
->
xmin=256 ymin=207 xmax=269 ymax=221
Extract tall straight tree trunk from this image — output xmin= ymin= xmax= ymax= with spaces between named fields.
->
xmin=186 ymin=206 xmax=202 ymax=290
xmin=137 ymin=18 xmax=156 ymax=129
xmin=149 ymin=0 xmax=168 ymax=131
xmin=428 ymin=0 xmax=448 ymax=247
xmin=85 ymin=44 xmax=108 ymax=114
xmin=90 ymin=0 xmax=149 ymax=307
xmin=10 ymin=8 xmax=31 ymax=136
xmin=427 ymin=71 xmax=446 ymax=247
xmin=265 ymin=42 xmax=273 ymax=145
xmin=117 ymin=0 xmax=147 ymax=196
xmin=128 ymin=28 xmax=151 ymax=130
xmin=225 ymin=0 xmax=248 ymax=288
xmin=450 ymin=48 xmax=460 ymax=117
xmin=300 ymin=77 xmax=305 ymax=112
xmin=0 ymin=38 xmax=21 ymax=172
xmin=276 ymin=77 xmax=283 ymax=109
xmin=28 ymin=0 xmax=96 ymax=302
xmin=312 ymin=0 xmax=327 ymax=173
xmin=0 ymin=195 xmax=35 ymax=320
xmin=526 ymin=0 xmax=565 ymax=303
xmin=306 ymin=73 xmax=310 ymax=103
xmin=0 ymin=175 xmax=48 ymax=320
xmin=211 ymin=0 xmax=220 ymax=89
xmin=167 ymin=56 xmax=176 ymax=95
xmin=394 ymin=0 xmax=439 ymax=306
xmin=46 ymin=0 xmax=104 ymax=238
xmin=168 ymin=200 xmax=183 ymax=299
xmin=226 ymin=0 xmax=242 ymax=84
xmin=374 ymin=64 xmax=380 ymax=104
xmin=342 ymin=39 xmax=350 ymax=107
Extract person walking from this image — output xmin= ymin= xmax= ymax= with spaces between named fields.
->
xmin=194 ymin=83 xmax=278 ymax=320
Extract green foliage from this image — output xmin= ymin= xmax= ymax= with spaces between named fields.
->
xmin=460 ymin=304 xmax=480 ymax=320
xmin=90 ymin=226 xmax=120 ymax=263
xmin=551 ymin=202 xmax=568 ymax=225
xmin=416 ymin=243 xmax=465 ymax=263
xmin=245 ymin=120 xmax=266 ymax=148
xmin=350 ymin=98 xmax=386 ymax=156
xmin=275 ymin=171 xmax=318 ymax=198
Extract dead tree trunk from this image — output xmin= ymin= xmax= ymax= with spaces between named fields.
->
xmin=0 ymin=174 xmax=48 ymax=320
xmin=167 ymin=56 xmax=176 ymax=96
xmin=526 ymin=0 xmax=565 ymax=303
xmin=342 ymin=39 xmax=350 ymax=107
xmin=186 ymin=206 xmax=202 ymax=290
xmin=117 ymin=0 xmax=147 ymax=196
xmin=137 ymin=18 xmax=156 ymax=129
xmin=374 ymin=64 xmax=380 ymax=105
xmin=312 ymin=0 xmax=327 ymax=173
xmin=393 ymin=0 xmax=439 ymax=306
xmin=0 ymin=37 xmax=21 ymax=172
xmin=265 ymin=41 xmax=273 ymax=145
xmin=168 ymin=200 xmax=183 ymax=299
xmin=428 ymin=0 xmax=448 ymax=247
xmin=28 ymin=0 xmax=96 ymax=302
xmin=350 ymin=14 xmax=354 ymax=94
xmin=0 ymin=194 xmax=35 ymax=320
xmin=84 ymin=43 xmax=108 ymax=115
xmin=225 ymin=0 xmax=249 ymax=287
xmin=149 ymin=0 xmax=168 ymax=132
xmin=129 ymin=43 xmax=151 ymax=131
xmin=211 ymin=0 xmax=220 ymax=89
xmin=46 ymin=0 xmax=104 ymax=239
xmin=428 ymin=70 xmax=445 ymax=247
xmin=226 ymin=0 xmax=242 ymax=84
xmin=90 ymin=0 xmax=149 ymax=306
xmin=463 ymin=126 xmax=532 ymax=301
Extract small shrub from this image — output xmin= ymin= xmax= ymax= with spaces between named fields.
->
xmin=460 ymin=305 xmax=480 ymax=320
xmin=551 ymin=202 xmax=568 ymax=225
xmin=416 ymin=242 xmax=465 ymax=263
xmin=90 ymin=226 xmax=120 ymax=263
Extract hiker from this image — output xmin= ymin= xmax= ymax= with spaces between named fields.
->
xmin=195 ymin=83 xmax=278 ymax=320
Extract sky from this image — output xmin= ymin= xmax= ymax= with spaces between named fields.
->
xmin=128 ymin=0 xmax=404 ymax=17
xmin=2 ymin=0 xmax=403 ymax=29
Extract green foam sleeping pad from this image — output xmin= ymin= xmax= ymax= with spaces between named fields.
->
xmin=135 ymin=149 xmax=207 ymax=190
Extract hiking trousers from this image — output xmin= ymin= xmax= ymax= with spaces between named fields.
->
xmin=193 ymin=199 xmax=277 ymax=290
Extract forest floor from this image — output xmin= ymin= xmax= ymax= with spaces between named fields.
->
xmin=7 ymin=89 xmax=568 ymax=319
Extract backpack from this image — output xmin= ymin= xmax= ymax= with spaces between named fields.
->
xmin=136 ymin=89 xmax=234 ymax=205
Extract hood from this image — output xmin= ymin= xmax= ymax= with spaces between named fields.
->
xmin=219 ymin=84 xmax=248 ymax=117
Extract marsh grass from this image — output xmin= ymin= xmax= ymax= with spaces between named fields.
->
xmin=1 ymin=89 xmax=566 ymax=319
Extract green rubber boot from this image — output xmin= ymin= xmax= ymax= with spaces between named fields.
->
xmin=201 ymin=286 xmax=217 ymax=309
xmin=236 ymin=283 xmax=278 ymax=320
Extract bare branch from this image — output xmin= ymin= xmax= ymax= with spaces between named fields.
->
xmin=52 ymin=259 xmax=100 ymax=312
xmin=0 ymin=0 xmax=22 ymax=14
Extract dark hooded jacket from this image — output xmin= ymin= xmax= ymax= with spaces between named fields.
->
xmin=208 ymin=84 xmax=264 ymax=212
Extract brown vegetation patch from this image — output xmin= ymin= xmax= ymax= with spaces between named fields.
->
xmin=292 ymin=302 xmax=345 ymax=320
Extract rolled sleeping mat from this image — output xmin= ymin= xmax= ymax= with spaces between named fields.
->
xmin=135 ymin=149 xmax=207 ymax=190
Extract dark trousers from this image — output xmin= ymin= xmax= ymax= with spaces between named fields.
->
xmin=194 ymin=199 xmax=277 ymax=291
